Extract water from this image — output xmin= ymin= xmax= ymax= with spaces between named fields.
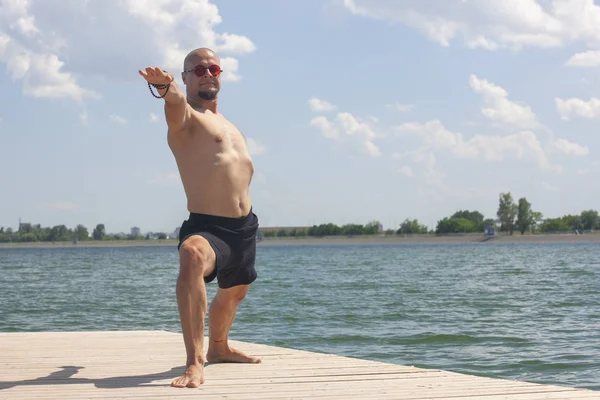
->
xmin=1 ymin=242 xmax=599 ymax=391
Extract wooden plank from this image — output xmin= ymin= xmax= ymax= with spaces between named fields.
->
xmin=0 ymin=331 xmax=596 ymax=400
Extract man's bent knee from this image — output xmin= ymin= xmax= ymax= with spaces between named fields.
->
xmin=178 ymin=236 xmax=216 ymax=280
xmin=217 ymin=285 xmax=249 ymax=306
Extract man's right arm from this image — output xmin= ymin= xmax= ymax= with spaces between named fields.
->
xmin=139 ymin=67 xmax=190 ymax=134
xmin=159 ymin=80 xmax=191 ymax=133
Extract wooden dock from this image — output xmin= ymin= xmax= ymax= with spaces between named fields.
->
xmin=0 ymin=330 xmax=597 ymax=399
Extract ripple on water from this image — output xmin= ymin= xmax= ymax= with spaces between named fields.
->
xmin=0 ymin=242 xmax=599 ymax=390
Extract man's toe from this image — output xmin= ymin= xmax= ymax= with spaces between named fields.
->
xmin=172 ymin=376 xmax=189 ymax=388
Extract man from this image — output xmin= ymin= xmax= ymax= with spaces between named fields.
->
xmin=138 ymin=47 xmax=261 ymax=389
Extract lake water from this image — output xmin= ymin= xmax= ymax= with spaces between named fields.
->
xmin=1 ymin=242 xmax=599 ymax=391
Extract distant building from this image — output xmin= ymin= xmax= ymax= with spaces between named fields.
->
xmin=18 ymin=220 xmax=31 ymax=232
xmin=131 ymin=227 xmax=141 ymax=237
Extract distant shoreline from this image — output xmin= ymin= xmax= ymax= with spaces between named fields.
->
xmin=258 ymin=233 xmax=600 ymax=246
xmin=1 ymin=233 xmax=599 ymax=249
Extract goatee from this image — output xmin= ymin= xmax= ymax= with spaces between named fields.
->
xmin=198 ymin=90 xmax=218 ymax=101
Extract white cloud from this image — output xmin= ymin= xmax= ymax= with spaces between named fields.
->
xmin=577 ymin=168 xmax=590 ymax=175
xmin=342 ymin=0 xmax=600 ymax=51
xmin=398 ymin=165 xmax=414 ymax=178
xmin=110 ymin=115 xmax=127 ymax=125
xmin=246 ymin=138 xmax=266 ymax=156
xmin=308 ymin=97 xmax=336 ymax=112
xmin=310 ymin=116 xmax=339 ymax=139
xmin=395 ymin=149 xmax=448 ymax=192
xmin=149 ymin=113 xmax=159 ymax=122
xmin=468 ymin=74 xmax=539 ymax=129
xmin=212 ymin=33 xmax=257 ymax=54
xmin=415 ymin=151 xmax=446 ymax=188
xmin=555 ymin=97 xmax=600 ymax=120
xmin=219 ymin=57 xmax=242 ymax=82
xmin=386 ymin=102 xmax=415 ymax=112
xmin=463 ymin=76 xmax=589 ymax=161
xmin=0 ymin=2 xmax=98 ymax=102
xmin=552 ymin=138 xmax=590 ymax=157
xmin=396 ymin=119 xmax=561 ymax=172
xmin=0 ymin=34 xmax=98 ymax=102
xmin=0 ymin=0 xmax=255 ymax=102
xmin=575 ymin=161 xmax=600 ymax=175
xmin=565 ymin=50 xmax=600 ymax=67
xmin=310 ymin=112 xmax=381 ymax=157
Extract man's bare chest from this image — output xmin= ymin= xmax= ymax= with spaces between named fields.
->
xmin=176 ymin=122 xmax=247 ymax=165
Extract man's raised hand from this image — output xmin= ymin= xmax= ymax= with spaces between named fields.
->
xmin=138 ymin=67 xmax=174 ymax=85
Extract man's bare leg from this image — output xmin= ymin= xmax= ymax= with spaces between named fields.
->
xmin=206 ymin=285 xmax=262 ymax=363
xmin=171 ymin=237 xmax=216 ymax=388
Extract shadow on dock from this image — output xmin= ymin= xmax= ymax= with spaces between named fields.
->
xmin=0 ymin=365 xmax=187 ymax=390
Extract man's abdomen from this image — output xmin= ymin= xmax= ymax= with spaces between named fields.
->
xmin=182 ymin=162 xmax=253 ymax=218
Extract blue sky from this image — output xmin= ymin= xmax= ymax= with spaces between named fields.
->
xmin=1 ymin=0 xmax=600 ymax=234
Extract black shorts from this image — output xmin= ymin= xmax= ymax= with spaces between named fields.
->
xmin=177 ymin=209 xmax=259 ymax=289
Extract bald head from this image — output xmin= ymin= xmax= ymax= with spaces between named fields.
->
xmin=183 ymin=47 xmax=220 ymax=71
xmin=181 ymin=47 xmax=222 ymax=102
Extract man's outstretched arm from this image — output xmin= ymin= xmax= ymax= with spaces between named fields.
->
xmin=138 ymin=67 xmax=190 ymax=133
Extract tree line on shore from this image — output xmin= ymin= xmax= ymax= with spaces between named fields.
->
xmin=0 ymin=223 xmax=167 ymax=243
xmin=1 ymin=192 xmax=598 ymax=243
xmin=262 ymin=192 xmax=598 ymax=238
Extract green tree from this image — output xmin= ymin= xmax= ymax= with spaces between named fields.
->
xmin=516 ymin=197 xmax=533 ymax=235
xmin=563 ymin=214 xmax=583 ymax=231
xmin=451 ymin=210 xmax=485 ymax=231
xmin=397 ymin=218 xmax=428 ymax=234
xmin=436 ymin=217 xmax=476 ymax=234
xmin=540 ymin=218 xmax=570 ymax=232
xmin=580 ymin=210 xmax=599 ymax=230
xmin=308 ymin=223 xmax=342 ymax=237
xmin=530 ymin=211 xmax=543 ymax=233
xmin=286 ymin=228 xmax=307 ymax=237
xmin=49 ymin=225 xmax=70 ymax=242
xmin=19 ymin=233 xmax=38 ymax=242
xmin=340 ymin=223 xmax=364 ymax=236
xmin=364 ymin=220 xmax=382 ymax=235
xmin=295 ymin=228 xmax=307 ymax=237
xmin=92 ymin=224 xmax=106 ymax=240
xmin=497 ymin=192 xmax=518 ymax=235
xmin=36 ymin=227 xmax=51 ymax=241
xmin=277 ymin=229 xmax=288 ymax=237
xmin=74 ymin=224 xmax=89 ymax=241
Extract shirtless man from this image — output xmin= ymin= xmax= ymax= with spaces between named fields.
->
xmin=138 ymin=48 xmax=261 ymax=388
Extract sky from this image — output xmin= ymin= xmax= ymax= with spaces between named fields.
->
xmin=1 ymin=0 xmax=600 ymax=234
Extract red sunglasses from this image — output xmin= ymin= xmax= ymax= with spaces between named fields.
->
xmin=184 ymin=64 xmax=223 ymax=77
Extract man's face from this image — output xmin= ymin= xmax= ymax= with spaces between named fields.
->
xmin=182 ymin=52 xmax=222 ymax=101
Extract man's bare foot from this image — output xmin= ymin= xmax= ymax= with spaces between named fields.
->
xmin=206 ymin=346 xmax=262 ymax=364
xmin=171 ymin=363 xmax=204 ymax=388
